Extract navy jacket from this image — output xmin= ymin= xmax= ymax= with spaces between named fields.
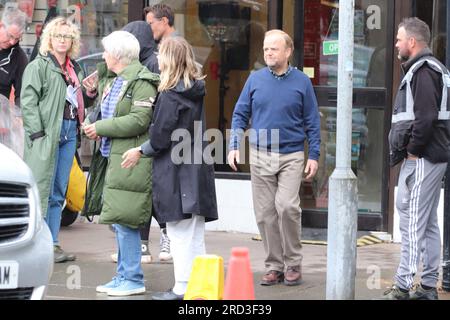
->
xmin=141 ymin=80 xmax=218 ymax=223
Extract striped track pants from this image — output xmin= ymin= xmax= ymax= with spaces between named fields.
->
xmin=395 ymin=158 xmax=446 ymax=290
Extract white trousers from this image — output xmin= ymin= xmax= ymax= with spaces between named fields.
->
xmin=166 ymin=215 xmax=206 ymax=295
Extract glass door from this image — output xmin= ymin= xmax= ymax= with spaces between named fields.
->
xmin=298 ymin=0 xmax=393 ymax=221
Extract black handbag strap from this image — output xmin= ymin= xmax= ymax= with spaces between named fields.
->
xmin=82 ymin=140 xmax=97 ymax=222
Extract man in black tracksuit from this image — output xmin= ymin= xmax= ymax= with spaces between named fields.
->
xmin=382 ymin=17 xmax=450 ymax=300
xmin=0 ymin=8 xmax=28 ymax=105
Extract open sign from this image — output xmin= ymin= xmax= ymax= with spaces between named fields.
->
xmin=323 ymin=40 xmax=339 ymax=56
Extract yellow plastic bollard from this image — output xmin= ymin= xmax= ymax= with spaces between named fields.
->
xmin=184 ymin=255 xmax=224 ymax=300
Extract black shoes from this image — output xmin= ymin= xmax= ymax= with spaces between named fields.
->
xmin=377 ymin=285 xmax=410 ymax=300
xmin=410 ymin=284 xmax=439 ymax=300
xmin=152 ymin=289 xmax=184 ymax=300
xmin=378 ymin=283 xmax=440 ymax=300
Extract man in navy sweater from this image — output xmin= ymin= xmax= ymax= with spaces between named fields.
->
xmin=228 ymin=29 xmax=321 ymax=286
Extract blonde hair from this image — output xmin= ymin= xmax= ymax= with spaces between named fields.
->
xmin=39 ymin=17 xmax=81 ymax=58
xmin=265 ymin=29 xmax=294 ymax=51
xmin=158 ymin=36 xmax=205 ymax=92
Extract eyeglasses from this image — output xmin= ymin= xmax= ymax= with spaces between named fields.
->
xmin=5 ymin=29 xmax=22 ymax=43
xmin=52 ymin=33 xmax=74 ymax=41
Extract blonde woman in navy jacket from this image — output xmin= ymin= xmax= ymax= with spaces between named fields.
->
xmin=122 ymin=36 xmax=218 ymax=300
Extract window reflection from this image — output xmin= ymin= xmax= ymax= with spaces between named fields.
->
xmin=0 ymin=0 xmax=129 ymax=167
xmin=300 ymin=0 xmax=388 ymax=214
xmin=303 ymin=107 xmax=383 ymax=213
xmin=303 ymin=0 xmax=387 ymax=88
xmin=181 ymin=0 xmax=269 ymax=171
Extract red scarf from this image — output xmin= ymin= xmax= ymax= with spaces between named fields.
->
xmin=64 ymin=57 xmax=85 ymax=123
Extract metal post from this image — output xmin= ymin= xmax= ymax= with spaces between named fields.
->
xmin=442 ymin=0 xmax=450 ymax=292
xmin=218 ymin=40 xmax=228 ymax=135
xmin=326 ymin=0 xmax=358 ymax=300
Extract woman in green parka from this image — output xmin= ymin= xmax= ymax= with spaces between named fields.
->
xmin=21 ymin=17 xmax=93 ymax=263
xmin=83 ymin=31 xmax=158 ymax=297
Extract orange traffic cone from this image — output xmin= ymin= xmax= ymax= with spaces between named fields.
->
xmin=223 ymin=247 xmax=255 ymax=300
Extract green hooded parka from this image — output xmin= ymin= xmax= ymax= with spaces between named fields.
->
xmin=84 ymin=61 xmax=159 ymax=228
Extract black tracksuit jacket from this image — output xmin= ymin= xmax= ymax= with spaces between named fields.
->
xmin=389 ymin=49 xmax=450 ymax=166
xmin=0 ymin=43 xmax=28 ymax=105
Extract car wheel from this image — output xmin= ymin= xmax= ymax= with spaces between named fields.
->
xmin=60 ymin=207 xmax=79 ymax=227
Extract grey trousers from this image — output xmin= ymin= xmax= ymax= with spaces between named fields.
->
xmin=250 ymin=148 xmax=304 ymax=272
xmin=395 ymin=158 xmax=446 ymax=290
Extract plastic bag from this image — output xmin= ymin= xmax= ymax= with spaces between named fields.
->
xmin=0 ymin=94 xmax=24 ymax=158
xmin=66 ymin=156 xmax=87 ymax=212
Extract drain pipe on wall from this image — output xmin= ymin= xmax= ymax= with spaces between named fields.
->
xmin=442 ymin=0 xmax=450 ymax=292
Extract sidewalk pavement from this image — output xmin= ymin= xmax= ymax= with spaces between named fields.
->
xmin=45 ymin=219 xmax=450 ymax=300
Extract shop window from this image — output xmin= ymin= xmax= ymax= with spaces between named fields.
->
xmin=299 ymin=0 xmax=390 ymax=214
xmin=2 ymin=0 xmax=129 ymax=167
xmin=310 ymin=107 xmax=383 ymax=213
xmin=426 ymin=0 xmax=447 ymax=64
xmin=147 ymin=0 xmax=269 ymax=173
xmin=303 ymin=0 xmax=387 ymax=88
xmin=3 ymin=1 xmax=128 ymax=60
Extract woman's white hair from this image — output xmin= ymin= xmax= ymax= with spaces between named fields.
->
xmin=102 ymin=31 xmax=140 ymax=65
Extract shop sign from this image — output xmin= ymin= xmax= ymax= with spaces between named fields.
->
xmin=323 ymin=40 xmax=339 ymax=56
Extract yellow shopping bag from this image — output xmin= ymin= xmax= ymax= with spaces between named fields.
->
xmin=66 ymin=157 xmax=86 ymax=213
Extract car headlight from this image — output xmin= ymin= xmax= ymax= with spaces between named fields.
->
xmin=29 ymin=181 xmax=43 ymax=233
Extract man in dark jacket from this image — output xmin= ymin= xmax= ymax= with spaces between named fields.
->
xmin=144 ymin=4 xmax=179 ymax=43
xmin=382 ymin=17 xmax=450 ymax=300
xmin=122 ymin=21 xmax=159 ymax=74
xmin=30 ymin=0 xmax=59 ymax=61
xmin=0 ymin=8 xmax=28 ymax=105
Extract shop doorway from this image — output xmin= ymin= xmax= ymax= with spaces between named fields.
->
xmin=291 ymin=0 xmax=395 ymax=230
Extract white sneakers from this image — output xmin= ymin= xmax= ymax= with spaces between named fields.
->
xmin=110 ymin=252 xmax=152 ymax=264
xmin=159 ymin=228 xmax=172 ymax=262
xmin=110 ymin=229 xmax=172 ymax=263
xmin=110 ymin=241 xmax=152 ymax=264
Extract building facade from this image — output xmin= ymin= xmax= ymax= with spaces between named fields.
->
xmin=6 ymin=0 xmax=448 ymax=233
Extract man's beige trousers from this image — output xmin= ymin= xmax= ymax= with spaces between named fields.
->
xmin=250 ymin=147 xmax=304 ymax=272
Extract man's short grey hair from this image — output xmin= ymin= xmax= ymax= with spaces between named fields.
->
xmin=102 ymin=31 xmax=140 ymax=65
xmin=399 ymin=17 xmax=431 ymax=46
xmin=2 ymin=8 xmax=27 ymax=33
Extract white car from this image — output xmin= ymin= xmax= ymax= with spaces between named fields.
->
xmin=0 ymin=143 xmax=53 ymax=299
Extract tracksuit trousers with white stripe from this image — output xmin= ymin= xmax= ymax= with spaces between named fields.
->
xmin=395 ymin=158 xmax=447 ymax=290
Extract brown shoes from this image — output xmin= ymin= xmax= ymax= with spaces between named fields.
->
xmin=260 ymin=265 xmax=302 ymax=286
xmin=260 ymin=270 xmax=284 ymax=286
xmin=284 ymin=265 xmax=302 ymax=286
